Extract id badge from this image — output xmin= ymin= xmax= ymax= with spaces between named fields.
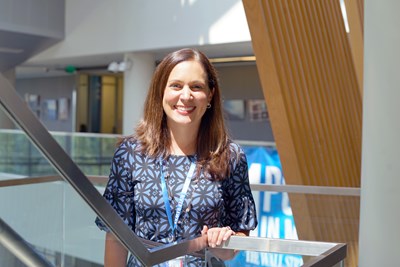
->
xmin=164 ymin=256 xmax=184 ymax=267
xmin=167 ymin=234 xmax=175 ymax=243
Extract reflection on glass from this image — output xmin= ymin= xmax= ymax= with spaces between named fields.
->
xmin=207 ymin=250 xmax=305 ymax=267
xmin=0 ymin=127 xmax=113 ymax=266
xmin=0 ymin=129 xmax=118 ymax=177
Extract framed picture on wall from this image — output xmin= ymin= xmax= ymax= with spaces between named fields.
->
xmin=43 ymin=99 xmax=57 ymax=120
xmin=247 ymin=99 xmax=269 ymax=121
xmin=24 ymin=93 xmax=41 ymax=117
xmin=58 ymin=98 xmax=69 ymax=120
xmin=223 ymin=99 xmax=245 ymax=120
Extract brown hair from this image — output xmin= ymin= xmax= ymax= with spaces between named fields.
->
xmin=132 ymin=48 xmax=231 ymax=180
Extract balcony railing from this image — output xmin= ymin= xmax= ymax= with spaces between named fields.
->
xmin=0 ymin=72 xmax=348 ymax=266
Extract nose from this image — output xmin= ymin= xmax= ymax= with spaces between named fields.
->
xmin=180 ymin=85 xmax=192 ymax=101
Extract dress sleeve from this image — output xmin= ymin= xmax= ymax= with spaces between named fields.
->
xmin=95 ymin=139 xmax=136 ymax=232
xmin=222 ymin=142 xmax=258 ymax=232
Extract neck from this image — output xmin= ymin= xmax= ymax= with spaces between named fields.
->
xmin=168 ymin=125 xmax=198 ymax=155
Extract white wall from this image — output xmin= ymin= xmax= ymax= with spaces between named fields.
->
xmin=29 ymin=0 xmax=250 ymax=62
xmin=358 ymin=0 xmax=400 ymax=266
xmin=22 ymin=0 xmax=265 ymax=140
xmin=122 ymin=52 xmax=155 ymax=135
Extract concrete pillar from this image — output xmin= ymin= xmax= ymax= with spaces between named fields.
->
xmin=0 ymin=69 xmax=16 ymax=129
xmin=122 ymin=52 xmax=155 ymax=135
xmin=358 ymin=1 xmax=400 ymax=266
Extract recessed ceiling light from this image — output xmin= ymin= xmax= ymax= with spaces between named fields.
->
xmin=210 ymin=56 xmax=256 ymax=63
xmin=0 ymin=46 xmax=24 ymax=54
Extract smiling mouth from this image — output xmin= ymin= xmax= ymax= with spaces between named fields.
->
xmin=174 ymin=105 xmax=195 ymax=112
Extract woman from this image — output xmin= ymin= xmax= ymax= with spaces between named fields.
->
xmin=96 ymin=48 xmax=258 ymax=266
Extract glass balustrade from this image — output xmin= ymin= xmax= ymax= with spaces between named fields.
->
xmin=0 ymin=127 xmax=350 ymax=266
xmin=0 ymin=127 xmax=108 ymax=266
xmin=0 ymin=75 xmax=350 ymax=266
xmin=0 ymin=129 xmax=117 ymax=178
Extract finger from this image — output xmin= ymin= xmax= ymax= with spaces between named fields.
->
xmin=201 ymin=225 xmax=208 ymax=235
xmin=216 ymin=227 xmax=232 ymax=245
xmin=222 ymin=226 xmax=235 ymax=241
xmin=208 ymin=229 xmax=220 ymax=248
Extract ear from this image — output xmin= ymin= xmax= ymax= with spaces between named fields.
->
xmin=208 ymin=88 xmax=215 ymax=103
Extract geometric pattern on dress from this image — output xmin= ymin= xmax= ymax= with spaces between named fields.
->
xmin=96 ymin=138 xmax=258 ymax=266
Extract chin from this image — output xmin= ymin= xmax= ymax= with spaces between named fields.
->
xmin=170 ymin=118 xmax=197 ymax=126
xmin=176 ymin=120 xmax=194 ymax=125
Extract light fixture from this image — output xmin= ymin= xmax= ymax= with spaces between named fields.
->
xmin=118 ymin=60 xmax=132 ymax=72
xmin=107 ymin=61 xmax=119 ymax=73
xmin=0 ymin=46 xmax=24 ymax=54
xmin=209 ymin=56 xmax=256 ymax=63
xmin=107 ymin=60 xmax=132 ymax=73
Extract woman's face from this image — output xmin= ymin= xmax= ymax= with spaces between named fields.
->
xmin=162 ymin=60 xmax=213 ymax=130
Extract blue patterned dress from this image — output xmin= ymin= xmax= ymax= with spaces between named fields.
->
xmin=96 ymin=138 xmax=258 ymax=266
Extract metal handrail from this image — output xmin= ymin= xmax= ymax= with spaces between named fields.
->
xmin=0 ymin=73 xmax=347 ymax=266
xmin=251 ymin=184 xmax=360 ymax=196
xmin=0 ymin=74 xmax=149 ymax=266
xmin=0 ymin=71 xmax=208 ymax=266
xmin=0 ymin=218 xmax=53 ymax=267
xmin=217 ymin=236 xmax=346 ymax=267
xmin=0 ymin=175 xmax=361 ymax=197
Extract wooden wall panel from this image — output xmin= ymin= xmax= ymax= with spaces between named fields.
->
xmin=243 ymin=1 xmax=363 ymax=266
xmin=344 ymin=0 xmax=364 ymax=94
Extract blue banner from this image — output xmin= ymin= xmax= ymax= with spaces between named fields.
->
xmin=225 ymin=146 xmax=303 ymax=267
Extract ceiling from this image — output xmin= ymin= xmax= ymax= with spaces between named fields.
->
xmin=0 ymin=29 xmax=62 ymax=75
xmin=14 ymin=41 xmax=255 ymax=79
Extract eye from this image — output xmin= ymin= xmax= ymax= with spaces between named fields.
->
xmin=190 ymin=84 xmax=205 ymax=91
xmin=169 ymin=82 xmax=182 ymax=90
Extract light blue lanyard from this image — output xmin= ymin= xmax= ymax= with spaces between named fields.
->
xmin=159 ymin=158 xmax=196 ymax=236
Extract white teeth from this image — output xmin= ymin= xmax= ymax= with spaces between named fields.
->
xmin=176 ymin=106 xmax=194 ymax=111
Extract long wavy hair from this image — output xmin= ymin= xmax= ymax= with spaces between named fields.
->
xmin=132 ymin=48 xmax=231 ymax=180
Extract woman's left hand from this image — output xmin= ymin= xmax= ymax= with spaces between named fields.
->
xmin=201 ymin=225 xmax=236 ymax=248
xmin=201 ymin=225 xmax=241 ymax=261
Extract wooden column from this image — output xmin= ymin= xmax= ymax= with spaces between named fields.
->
xmin=243 ymin=1 xmax=363 ymax=266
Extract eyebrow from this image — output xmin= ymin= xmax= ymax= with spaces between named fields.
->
xmin=167 ymin=79 xmax=206 ymax=84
